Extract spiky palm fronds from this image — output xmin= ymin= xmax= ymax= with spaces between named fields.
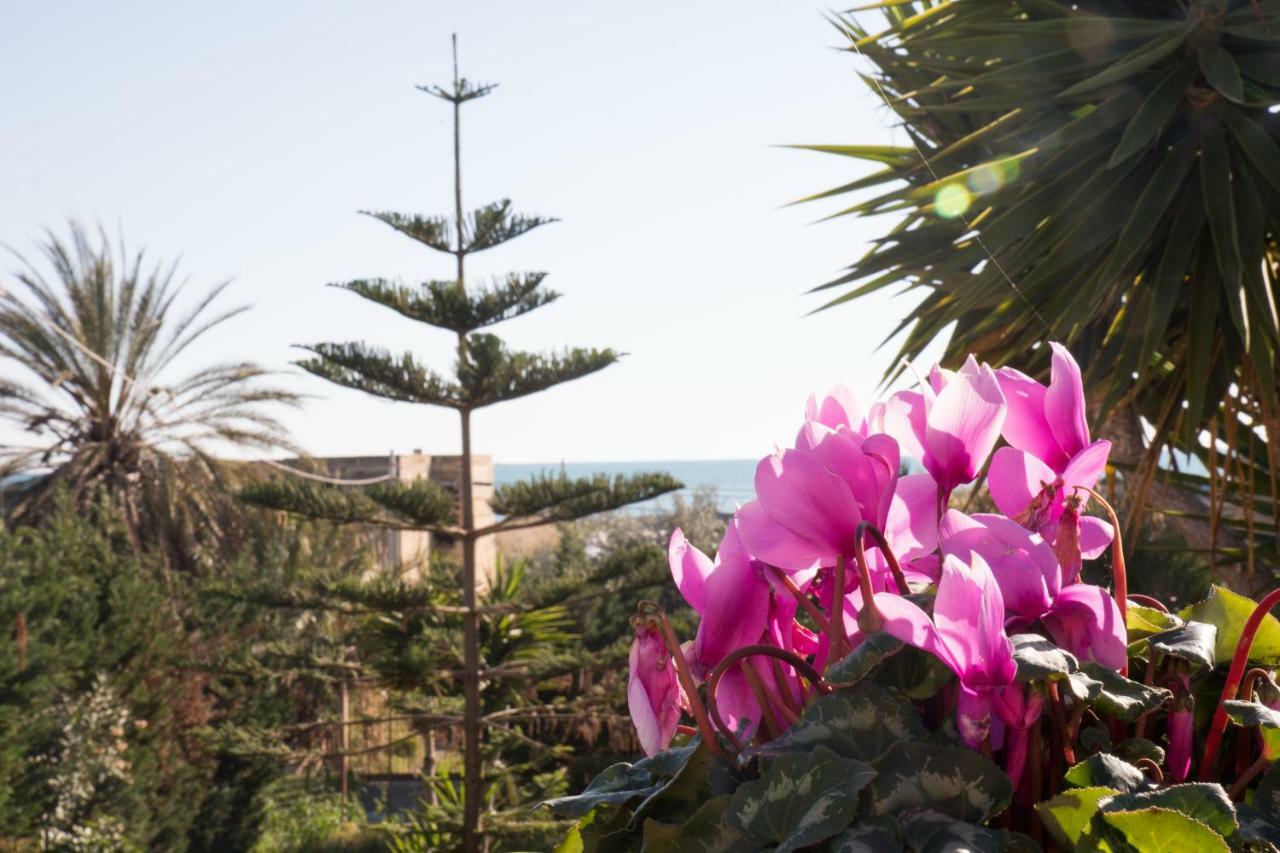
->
xmin=806 ymin=0 xmax=1280 ymax=575
xmin=0 ymin=222 xmax=299 ymax=550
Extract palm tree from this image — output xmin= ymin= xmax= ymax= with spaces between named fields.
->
xmin=802 ymin=1 xmax=1280 ymax=583
xmin=0 ymin=222 xmax=299 ymax=562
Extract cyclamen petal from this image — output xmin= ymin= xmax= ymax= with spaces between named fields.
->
xmin=996 ymin=366 xmax=1069 ymax=471
xmin=627 ymin=627 xmax=681 ymax=756
xmin=734 ymin=500 xmax=828 ymax=572
xmin=940 ymin=510 xmax=1059 ymax=622
xmin=1061 ymin=439 xmax=1112 ymax=495
xmin=1045 ymin=342 xmax=1091 ymax=460
xmin=755 ymin=448 xmax=862 ymax=559
xmin=923 ymin=356 xmax=1007 ymax=493
xmin=933 ymin=553 xmax=1016 ymax=686
xmin=987 ymin=446 xmax=1060 ymax=522
xmin=669 ymin=528 xmax=713 ymax=613
xmin=804 ymin=384 xmax=866 ymax=436
xmin=878 ymin=389 xmax=927 ymax=460
xmin=884 ymin=472 xmax=940 ymax=563
xmin=1042 ymin=583 xmax=1127 ymax=670
xmin=1079 ymin=515 xmax=1115 ymax=560
xmin=689 ymin=524 xmax=771 ymax=672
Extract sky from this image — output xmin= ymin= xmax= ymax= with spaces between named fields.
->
xmin=0 ymin=1 xmax=946 ymax=464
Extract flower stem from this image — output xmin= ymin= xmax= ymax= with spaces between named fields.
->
xmin=857 ymin=521 xmax=910 ymax=594
xmin=1084 ymin=488 xmax=1128 ymax=676
xmin=740 ymin=660 xmax=788 ymax=737
xmin=830 ymin=555 xmax=850 ymax=662
xmin=769 ymin=566 xmax=835 ymax=638
xmin=1200 ymin=586 xmax=1280 ymax=781
xmin=655 ymin=612 xmax=728 ymax=759
xmin=851 ymin=534 xmax=884 ymax=635
xmin=1229 ymin=753 xmax=1271 ymax=799
xmin=1128 ymin=593 xmax=1168 ymax=612
xmin=705 ymin=644 xmax=832 ymax=756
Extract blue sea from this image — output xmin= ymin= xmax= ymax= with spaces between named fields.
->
xmin=494 ymin=459 xmax=757 ymax=515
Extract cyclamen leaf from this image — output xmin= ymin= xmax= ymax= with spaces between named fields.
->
xmin=1147 ymin=621 xmax=1217 ymax=669
xmin=628 ymin=740 xmax=740 ymax=831
xmin=826 ymin=632 xmax=905 ymax=683
xmin=865 ymin=741 xmax=1012 ymax=824
xmin=744 ymin=681 xmax=926 ymax=763
xmin=828 ymin=817 xmax=902 ymax=852
xmin=724 ymin=745 xmax=874 ymax=853
xmin=1223 ymin=700 xmax=1280 ymax=760
xmin=541 ymin=762 xmax=661 ymax=818
xmin=902 ymin=810 xmax=1016 ymax=852
xmin=1126 ymin=603 xmax=1183 ymax=639
xmin=1099 ymin=783 xmax=1238 ymax=840
xmin=1036 ymin=786 xmax=1117 ymax=849
xmin=1011 ymin=632 xmax=1080 ymax=681
xmin=639 ymin=796 xmax=747 ymax=853
xmin=1081 ymin=663 xmax=1173 ymax=720
xmin=1181 ymin=586 xmax=1280 ymax=666
xmin=1236 ymin=802 xmax=1280 ymax=849
xmin=1099 ymin=807 xmax=1230 ymax=852
xmin=1063 ymin=753 xmax=1152 ymax=793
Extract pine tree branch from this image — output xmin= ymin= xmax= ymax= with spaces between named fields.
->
xmin=484 ymin=472 xmax=682 ymax=530
xmin=360 ymin=210 xmax=454 ymax=254
xmin=295 ymin=343 xmax=464 ymax=407
xmin=457 ymin=334 xmax=620 ymax=408
xmin=462 ymin=200 xmax=557 ymax=253
xmin=417 ymin=79 xmax=496 ymax=104
xmin=332 ymin=273 xmax=559 ymax=334
xmin=238 ymin=478 xmax=462 ymax=533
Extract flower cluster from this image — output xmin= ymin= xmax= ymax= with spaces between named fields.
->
xmin=628 ymin=344 xmax=1126 ymax=776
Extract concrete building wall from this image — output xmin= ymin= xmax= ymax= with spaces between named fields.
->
xmin=317 ymin=451 xmax=496 ymax=588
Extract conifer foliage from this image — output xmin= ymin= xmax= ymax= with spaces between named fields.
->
xmin=241 ymin=37 xmax=678 ymax=852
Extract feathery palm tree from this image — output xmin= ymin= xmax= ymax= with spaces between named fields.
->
xmin=803 ymin=1 xmax=1280 ymax=582
xmin=0 ymin=222 xmax=299 ymax=559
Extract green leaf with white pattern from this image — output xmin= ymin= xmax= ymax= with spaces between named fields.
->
xmin=826 ymin=632 xmax=905 ymax=684
xmin=745 ymin=681 xmax=926 ymax=763
xmin=865 ymin=741 xmax=1012 ymax=824
xmin=639 ymin=795 xmax=749 ymax=853
xmin=1036 ymin=786 xmax=1117 ymax=850
xmin=1257 ymin=761 xmax=1280 ymax=823
xmin=902 ymin=810 xmax=1016 ymax=852
xmin=1099 ymin=783 xmax=1238 ymax=840
xmin=1235 ymin=802 xmax=1280 ymax=850
xmin=629 ymin=740 xmax=740 ymax=831
xmin=543 ymin=762 xmax=663 ymax=818
xmin=1181 ymin=586 xmax=1280 ymax=666
xmin=724 ymin=745 xmax=874 ymax=853
xmin=828 ymin=817 xmax=902 ymax=852
xmin=1099 ymin=807 xmax=1229 ymax=852
xmin=1081 ymin=663 xmax=1172 ymax=721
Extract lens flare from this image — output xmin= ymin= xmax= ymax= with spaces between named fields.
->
xmin=935 ymin=184 xmax=972 ymax=219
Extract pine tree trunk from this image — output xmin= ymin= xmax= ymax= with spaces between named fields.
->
xmin=460 ymin=408 xmax=483 ymax=852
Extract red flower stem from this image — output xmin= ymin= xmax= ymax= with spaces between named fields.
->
xmin=1025 ymin=717 xmax=1044 ymax=830
xmin=1135 ymin=758 xmax=1164 ymax=785
xmin=857 ymin=521 xmax=910 ymax=595
xmin=675 ymin=724 xmax=697 ymax=736
xmin=655 ymin=613 xmax=728 ymax=759
xmin=769 ymin=566 xmax=835 ymax=638
xmin=768 ymin=655 xmax=802 ymax=719
xmin=1229 ymin=753 xmax=1271 ymax=799
xmin=830 ymin=554 xmax=850 ymax=662
xmin=851 ymin=533 xmax=884 ymax=635
xmin=1200 ymin=586 xmax=1280 ymax=781
xmin=1128 ymin=594 xmax=1168 ymax=612
xmin=1085 ymin=488 xmax=1127 ymax=677
xmin=705 ymin=645 xmax=832 ymax=756
xmin=740 ymin=660 xmax=789 ymax=737
xmin=1047 ymin=682 xmax=1076 ymax=766
xmin=1239 ymin=667 xmax=1272 ymax=699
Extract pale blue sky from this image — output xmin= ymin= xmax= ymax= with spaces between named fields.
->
xmin=0 ymin=1 xmax=943 ymax=463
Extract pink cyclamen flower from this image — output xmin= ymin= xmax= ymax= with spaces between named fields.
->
xmin=669 ymin=524 xmax=770 ymax=678
xmin=940 ymin=510 xmax=1126 ymax=669
xmin=876 ymin=355 xmax=1007 ymax=500
xmin=994 ymin=683 xmax=1046 ymax=788
xmin=1167 ymin=672 xmax=1193 ymax=782
xmin=803 ymin=384 xmax=868 ymax=438
xmin=736 ymin=422 xmax=899 ymax=573
xmin=990 ymin=342 xmax=1113 ymax=580
xmin=844 ymin=553 xmax=1017 ymax=748
xmin=627 ymin=624 xmax=682 ymax=756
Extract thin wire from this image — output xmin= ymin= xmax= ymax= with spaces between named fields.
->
xmin=0 ymin=289 xmax=396 ymax=487
xmin=846 ymin=32 xmax=1052 ymax=334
